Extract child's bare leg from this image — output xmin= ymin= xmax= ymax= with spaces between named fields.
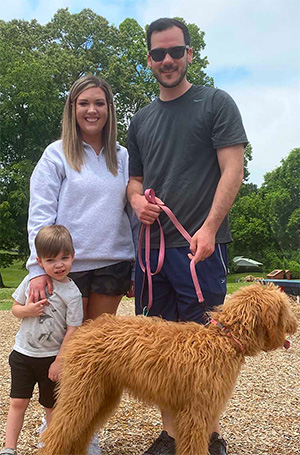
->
xmin=4 ymin=398 xmax=30 ymax=449
xmin=44 ymin=407 xmax=53 ymax=426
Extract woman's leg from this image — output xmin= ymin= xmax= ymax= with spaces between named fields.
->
xmin=86 ymin=293 xmax=123 ymax=320
xmin=82 ymin=296 xmax=89 ymax=321
xmin=4 ymin=398 xmax=30 ymax=449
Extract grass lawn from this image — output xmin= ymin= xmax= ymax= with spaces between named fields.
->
xmin=0 ymin=261 xmax=267 ymax=311
xmin=227 ymin=272 xmax=265 ymax=283
xmin=227 ymin=271 xmax=266 ymax=294
xmin=1 ymin=260 xmax=27 ymax=288
xmin=0 ymin=260 xmax=27 ymax=310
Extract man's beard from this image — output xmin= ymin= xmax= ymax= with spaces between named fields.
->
xmin=152 ymin=61 xmax=188 ymax=88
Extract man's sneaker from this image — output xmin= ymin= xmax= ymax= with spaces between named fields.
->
xmin=142 ymin=431 xmax=176 ymax=455
xmin=88 ymin=432 xmax=102 ymax=455
xmin=209 ymin=432 xmax=227 ymax=455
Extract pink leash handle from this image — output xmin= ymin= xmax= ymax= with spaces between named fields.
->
xmin=138 ymin=189 xmax=204 ymax=315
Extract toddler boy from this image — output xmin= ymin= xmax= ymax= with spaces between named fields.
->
xmin=1 ymin=225 xmax=83 ymax=455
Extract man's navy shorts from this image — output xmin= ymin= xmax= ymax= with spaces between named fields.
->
xmin=135 ymin=244 xmax=228 ymax=325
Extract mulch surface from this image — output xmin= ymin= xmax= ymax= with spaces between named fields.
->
xmin=0 ymin=297 xmax=299 ymax=454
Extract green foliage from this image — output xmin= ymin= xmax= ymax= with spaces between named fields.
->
xmin=229 ymin=192 xmax=271 ymax=260
xmin=229 ymin=148 xmax=300 ymax=275
xmin=0 ymin=161 xmax=34 ymax=267
xmin=1 ymin=9 xmax=298 ymax=280
xmin=0 ymin=10 xmax=212 ymax=267
xmin=174 ymin=17 xmax=214 ymax=88
xmin=262 ymin=249 xmax=300 ymax=279
xmin=262 ymin=148 xmax=300 ymax=251
xmin=243 ymin=143 xmax=253 ymax=182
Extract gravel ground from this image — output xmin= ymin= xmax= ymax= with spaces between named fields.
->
xmin=0 ymin=297 xmax=299 ymax=454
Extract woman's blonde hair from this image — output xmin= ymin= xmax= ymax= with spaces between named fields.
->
xmin=62 ymin=75 xmax=118 ymax=175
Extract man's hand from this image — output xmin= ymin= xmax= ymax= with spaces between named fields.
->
xmin=188 ymin=227 xmax=216 ymax=264
xmin=48 ymin=358 xmax=61 ymax=382
xmin=29 ymin=275 xmax=53 ymax=302
xmin=131 ymin=193 xmax=163 ymax=225
xmin=25 ymin=294 xmax=48 ymax=317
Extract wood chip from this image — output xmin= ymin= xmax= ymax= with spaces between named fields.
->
xmin=1 ymin=297 xmax=299 ymax=454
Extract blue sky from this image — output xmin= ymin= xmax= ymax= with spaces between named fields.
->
xmin=1 ymin=0 xmax=299 ymax=186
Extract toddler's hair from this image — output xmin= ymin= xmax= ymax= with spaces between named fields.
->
xmin=35 ymin=225 xmax=75 ymax=259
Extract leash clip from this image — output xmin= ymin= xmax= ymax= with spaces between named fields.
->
xmin=142 ymin=306 xmax=150 ymax=317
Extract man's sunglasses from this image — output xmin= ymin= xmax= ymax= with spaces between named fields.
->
xmin=149 ymin=45 xmax=190 ymax=62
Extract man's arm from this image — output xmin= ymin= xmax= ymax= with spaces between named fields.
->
xmin=189 ymin=144 xmax=244 ymax=263
xmin=127 ymin=176 xmax=162 ymax=225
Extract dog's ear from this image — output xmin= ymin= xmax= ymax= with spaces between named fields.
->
xmin=280 ymin=297 xmax=298 ymax=335
xmin=260 ymin=286 xmax=297 ymax=351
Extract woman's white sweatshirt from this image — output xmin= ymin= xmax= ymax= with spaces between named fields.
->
xmin=27 ymin=140 xmax=138 ymax=279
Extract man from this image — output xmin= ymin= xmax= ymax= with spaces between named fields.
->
xmin=127 ymin=18 xmax=248 ymax=455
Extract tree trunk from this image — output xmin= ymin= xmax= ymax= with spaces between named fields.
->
xmin=0 ymin=272 xmax=5 ymax=288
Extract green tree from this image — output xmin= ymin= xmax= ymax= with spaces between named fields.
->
xmin=262 ymin=148 xmax=300 ymax=252
xmin=234 ymin=143 xmax=256 ymax=200
xmin=229 ymin=192 xmax=272 ymax=261
xmin=0 ymin=10 xmax=212 ymax=284
xmin=243 ymin=143 xmax=253 ymax=182
xmin=229 ymin=148 xmax=300 ymax=276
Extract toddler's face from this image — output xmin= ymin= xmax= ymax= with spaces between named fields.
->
xmin=37 ymin=251 xmax=74 ymax=282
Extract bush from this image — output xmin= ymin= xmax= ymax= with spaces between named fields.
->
xmin=262 ymin=250 xmax=300 ymax=278
xmin=288 ymin=261 xmax=300 ymax=279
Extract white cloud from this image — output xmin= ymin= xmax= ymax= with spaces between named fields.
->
xmin=1 ymin=0 xmax=299 ymax=186
xmin=138 ymin=0 xmax=300 ymax=185
xmin=229 ymin=83 xmax=300 ymax=185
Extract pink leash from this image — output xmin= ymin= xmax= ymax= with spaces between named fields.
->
xmin=138 ymin=189 xmax=204 ymax=315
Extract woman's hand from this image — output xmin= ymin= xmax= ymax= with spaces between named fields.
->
xmin=29 ymin=275 xmax=53 ymax=302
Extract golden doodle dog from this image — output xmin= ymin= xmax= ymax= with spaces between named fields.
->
xmin=41 ymin=284 xmax=297 ymax=455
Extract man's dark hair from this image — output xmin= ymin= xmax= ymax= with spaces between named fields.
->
xmin=146 ymin=18 xmax=190 ymax=50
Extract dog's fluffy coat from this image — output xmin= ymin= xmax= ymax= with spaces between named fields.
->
xmin=40 ymin=284 xmax=297 ymax=455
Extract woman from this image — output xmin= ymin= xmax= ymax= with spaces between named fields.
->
xmin=27 ymin=74 xmax=137 ymax=320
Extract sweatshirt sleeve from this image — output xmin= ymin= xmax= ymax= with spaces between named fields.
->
xmin=26 ymin=145 xmax=66 ymax=279
xmin=125 ymin=202 xmax=140 ymax=280
xmin=120 ymin=145 xmax=140 ymax=280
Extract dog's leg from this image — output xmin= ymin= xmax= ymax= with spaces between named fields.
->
xmin=174 ymin=406 xmax=210 ymax=455
xmin=41 ymin=381 xmax=122 ymax=455
xmin=40 ymin=355 xmax=123 ymax=455
xmin=57 ymin=385 xmax=123 ymax=455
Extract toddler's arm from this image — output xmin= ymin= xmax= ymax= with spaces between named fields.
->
xmin=48 ymin=325 xmax=78 ymax=382
xmin=12 ymin=294 xmax=48 ymax=319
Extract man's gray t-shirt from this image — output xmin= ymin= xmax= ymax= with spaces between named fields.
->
xmin=12 ymin=275 xmax=83 ymax=357
xmin=127 ymin=85 xmax=248 ymax=247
